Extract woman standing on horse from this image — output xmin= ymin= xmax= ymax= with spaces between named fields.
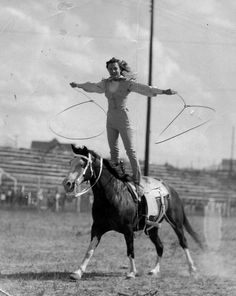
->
xmin=70 ymin=57 xmax=176 ymax=197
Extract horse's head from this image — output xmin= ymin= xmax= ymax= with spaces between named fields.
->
xmin=63 ymin=145 xmax=95 ymax=195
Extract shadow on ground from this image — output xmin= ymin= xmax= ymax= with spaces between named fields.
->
xmin=0 ymin=271 xmax=124 ymax=281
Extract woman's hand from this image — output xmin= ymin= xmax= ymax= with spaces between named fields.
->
xmin=70 ymin=82 xmax=78 ymax=88
xmin=162 ymin=89 xmax=177 ymax=95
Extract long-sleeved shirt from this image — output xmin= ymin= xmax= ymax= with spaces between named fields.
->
xmin=78 ymin=77 xmax=162 ymax=111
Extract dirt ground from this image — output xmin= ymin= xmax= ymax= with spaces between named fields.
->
xmin=0 ymin=209 xmax=236 ymax=296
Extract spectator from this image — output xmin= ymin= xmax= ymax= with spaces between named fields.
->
xmin=26 ymin=191 xmax=32 ymax=206
xmin=55 ymin=189 xmax=60 ymax=212
xmin=60 ymin=191 xmax=66 ymax=211
xmin=37 ymin=188 xmax=44 ymax=210
xmin=0 ymin=190 xmax=6 ymax=206
xmin=6 ymin=187 xmax=13 ymax=205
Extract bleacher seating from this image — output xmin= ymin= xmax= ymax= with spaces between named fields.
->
xmin=0 ymin=146 xmax=236 ymax=211
xmin=0 ymin=146 xmax=72 ymax=193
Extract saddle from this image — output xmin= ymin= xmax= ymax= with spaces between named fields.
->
xmin=111 ymin=161 xmax=169 ymax=229
xmin=127 ymin=177 xmax=170 ymax=229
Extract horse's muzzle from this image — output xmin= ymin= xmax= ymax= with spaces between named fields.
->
xmin=63 ymin=178 xmax=75 ymax=193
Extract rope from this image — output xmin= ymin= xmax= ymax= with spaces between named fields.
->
xmin=49 ymin=90 xmax=107 ymax=140
xmin=155 ymin=93 xmax=216 ymax=144
xmin=0 ymin=288 xmax=13 ymax=296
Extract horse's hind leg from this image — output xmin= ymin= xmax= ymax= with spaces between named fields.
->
xmin=70 ymin=224 xmax=103 ymax=280
xmin=148 ymin=227 xmax=163 ymax=276
xmin=167 ymin=215 xmax=197 ymax=273
xmin=175 ymin=226 xmax=196 ymax=273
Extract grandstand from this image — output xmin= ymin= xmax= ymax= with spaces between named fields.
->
xmin=0 ymin=144 xmax=235 ymax=214
xmin=0 ymin=146 xmax=70 ymax=193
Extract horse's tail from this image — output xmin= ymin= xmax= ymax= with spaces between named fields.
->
xmin=182 ymin=207 xmax=204 ymax=249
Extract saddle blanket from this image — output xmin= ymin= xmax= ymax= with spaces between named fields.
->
xmin=128 ymin=176 xmax=169 ymax=223
xmin=142 ymin=176 xmax=169 ymax=219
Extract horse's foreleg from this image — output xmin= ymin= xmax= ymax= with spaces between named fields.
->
xmin=124 ymin=230 xmax=137 ymax=279
xmin=127 ymin=255 xmax=137 ymax=279
xmin=70 ymin=230 xmax=101 ymax=280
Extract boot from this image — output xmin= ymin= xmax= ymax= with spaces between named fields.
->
xmin=111 ymin=161 xmax=126 ymax=179
xmin=119 ymin=160 xmax=126 ymax=175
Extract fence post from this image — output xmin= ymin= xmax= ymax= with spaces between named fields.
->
xmin=226 ymin=196 xmax=231 ymax=217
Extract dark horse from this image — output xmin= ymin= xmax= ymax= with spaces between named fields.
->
xmin=63 ymin=145 xmax=203 ymax=280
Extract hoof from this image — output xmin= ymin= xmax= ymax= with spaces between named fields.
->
xmin=148 ymin=270 xmax=160 ymax=277
xmin=189 ymin=267 xmax=198 ymax=279
xmin=69 ymin=270 xmax=83 ymax=281
xmin=126 ymin=271 xmax=136 ymax=279
xmin=189 ymin=266 xmax=197 ymax=274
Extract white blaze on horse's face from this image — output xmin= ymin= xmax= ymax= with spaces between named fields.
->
xmin=63 ymin=154 xmax=94 ymax=194
xmin=72 ymin=156 xmax=86 ymax=185
xmin=63 ymin=156 xmax=85 ymax=193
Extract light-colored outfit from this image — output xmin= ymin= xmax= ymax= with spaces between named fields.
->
xmin=79 ymin=77 xmax=158 ymax=184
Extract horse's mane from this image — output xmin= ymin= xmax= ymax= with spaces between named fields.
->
xmin=88 ymin=149 xmax=130 ymax=182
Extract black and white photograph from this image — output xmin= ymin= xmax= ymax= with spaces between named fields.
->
xmin=0 ymin=1 xmax=236 ymax=295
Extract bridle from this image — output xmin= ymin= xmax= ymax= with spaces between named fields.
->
xmin=73 ymin=153 xmax=103 ymax=197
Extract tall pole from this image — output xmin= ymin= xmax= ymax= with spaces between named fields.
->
xmin=144 ymin=0 xmax=154 ymax=176
xmin=229 ymin=126 xmax=235 ymax=174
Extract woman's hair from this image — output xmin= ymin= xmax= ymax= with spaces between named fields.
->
xmin=106 ymin=57 xmax=136 ymax=80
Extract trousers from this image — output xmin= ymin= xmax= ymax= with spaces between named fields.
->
xmin=106 ymin=109 xmax=141 ymax=184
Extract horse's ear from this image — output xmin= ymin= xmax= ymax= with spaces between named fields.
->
xmin=81 ymin=146 xmax=89 ymax=154
xmin=71 ymin=144 xmax=82 ymax=155
xmin=71 ymin=144 xmax=88 ymax=155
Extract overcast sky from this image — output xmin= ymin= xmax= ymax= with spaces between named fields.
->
xmin=1 ymin=0 xmax=236 ymax=168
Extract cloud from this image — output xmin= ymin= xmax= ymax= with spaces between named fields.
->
xmin=0 ymin=6 xmax=51 ymax=99
xmin=0 ymin=0 xmax=235 ymax=168
xmin=2 ymin=6 xmax=50 ymax=34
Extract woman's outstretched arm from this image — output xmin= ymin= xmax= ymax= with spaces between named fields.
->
xmin=70 ymin=81 xmax=105 ymax=93
xmin=129 ymin=81 xmax=177 ymax=97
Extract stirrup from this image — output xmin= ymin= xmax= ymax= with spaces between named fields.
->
xmin=134 ymin=183 xmax=144 ymax=201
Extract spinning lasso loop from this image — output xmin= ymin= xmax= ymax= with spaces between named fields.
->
xmin=155 ymin=93 xmax=216 ymax=144
xmin=49 ymin=89 xmax=107 ymax=140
